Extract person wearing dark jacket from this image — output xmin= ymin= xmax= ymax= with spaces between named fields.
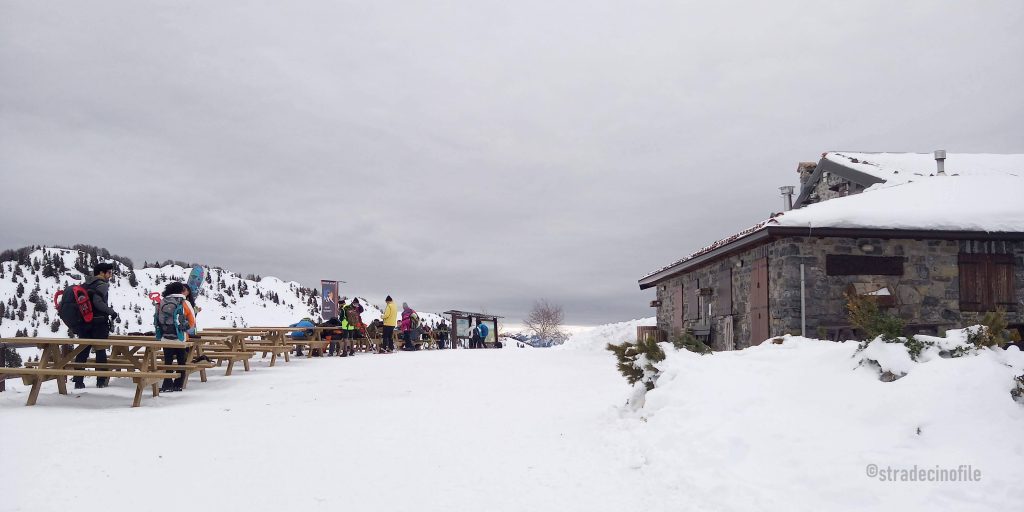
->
xmin=72 ymin=262 xmax=120 ymax=389
xmin=320 ymin=317 xmax=343 ymax=356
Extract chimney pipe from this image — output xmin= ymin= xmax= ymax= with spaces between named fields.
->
xmin=934 ymin=149 xmax=946 ymax=176
xmin=779 ymin=185 xmax=795 ymax=211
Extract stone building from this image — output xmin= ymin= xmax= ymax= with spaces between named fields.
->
xmin=639 ymin=151 xmax=1024 ymax=350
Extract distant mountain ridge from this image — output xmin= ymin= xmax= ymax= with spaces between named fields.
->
xmin=0 ymin=245 xmax=442 ymax=338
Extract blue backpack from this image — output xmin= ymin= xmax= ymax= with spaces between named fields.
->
xmin=477 ymin=322 xmax=489 ymax=339
xmin=154 ymin=296 xmax=189 ymax=341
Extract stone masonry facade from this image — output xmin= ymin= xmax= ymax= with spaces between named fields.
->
xmin=655 ymin=236 xmax=1024 ymax=349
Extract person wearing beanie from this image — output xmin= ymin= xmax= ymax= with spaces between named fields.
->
xmin=380 ymin=296 xmax=398 ymax=353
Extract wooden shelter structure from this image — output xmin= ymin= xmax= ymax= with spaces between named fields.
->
xmin=443 ymin=310 xmax=503 ymax=348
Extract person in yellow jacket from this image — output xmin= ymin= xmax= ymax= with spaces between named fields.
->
xmin=381 ymin=295 xmax=398 ymax=353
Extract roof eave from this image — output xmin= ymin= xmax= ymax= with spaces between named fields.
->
xmin=638 ymin=228 xmax=773 ymax=290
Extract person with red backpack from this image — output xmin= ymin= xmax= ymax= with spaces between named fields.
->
xmin=69 ymin=262 xmax=120 ymax=389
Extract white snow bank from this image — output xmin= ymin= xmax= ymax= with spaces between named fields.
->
xmin=620 ymin=335 xmax=1024 ymax=511
xmin=559 ymin=317 xmax=655 ymax=351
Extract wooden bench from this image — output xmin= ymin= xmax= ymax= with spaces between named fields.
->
xmin=0 ymin=337 xmax=194 ymax=407
xmin=0 ymin=367 xmax=171 ymax=407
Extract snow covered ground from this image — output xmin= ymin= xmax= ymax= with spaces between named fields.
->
xmin=3 ymin=322 xmax=1023 ymax=512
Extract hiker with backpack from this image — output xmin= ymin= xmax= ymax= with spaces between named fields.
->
xmin=62 ymin=262 xmax=120 ymax=389
xmin=154 ymin=282 xmax=197 ymax=392
xmin=344 ymin=298 xmax=363 ymax=357
xmin=400 ymin=303 xmax=421 ymax=351
xmin=477 ymin=320 xmax=490 ymax=348
xmin=338 ymin=298 xmax=354 ymax=357
xmin=381 ymin=295 xmax=397 ymax=353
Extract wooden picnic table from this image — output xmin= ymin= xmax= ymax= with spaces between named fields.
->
xmin=193 ymin=330 xmax=263 ymax=375
xmin=208 ymin=326 xmax=341 ymax=356
xmin=108 ymin=335 xmax=220 ymax=388
xmin=0 ymin=337 xmax=194 ymax=407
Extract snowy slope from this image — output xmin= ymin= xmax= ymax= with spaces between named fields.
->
xmin=0 ymin=247 xmax=445 ymax=338
xmin=3 ymin=319 xmax=1021 ymax=511
xmin=559 ymin=317 xmax=656 ymax=351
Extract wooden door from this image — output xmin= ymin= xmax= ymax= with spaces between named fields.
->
xmin=749 ymin=258 xmax=770 ymax=346
xmin=670 ymin=285 xmax=684 ymax=334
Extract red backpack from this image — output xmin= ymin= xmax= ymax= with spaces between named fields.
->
xmin=54 ymin=284 xmax=95 ymax=335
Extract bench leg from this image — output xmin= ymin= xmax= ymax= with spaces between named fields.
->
xmin=225 ymin=359 xmax=234 ymax=376
xmin=133 ymin=380 xmax=145 ymax=407
xmin=56 ymin=374 xmax=68 ymax=395
xmin=283 ymin=350 xmax=290 ymax=363
xmin=199 ymin=368 xmax=207 ymax=383
xmin=243 ymin=358 xmax=251 ymax=372
xmin=269 ymin=351 xmax=277 ymax=367
xmin=26 ymin=376 xmax=42 ymax=406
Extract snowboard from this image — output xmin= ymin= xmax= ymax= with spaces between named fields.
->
xmin=185 ymin=265 xmax=206 ymax=334
xmin=186 ymin=265 xmax=206 ymax=296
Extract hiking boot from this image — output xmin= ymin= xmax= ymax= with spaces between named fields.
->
xmin=74 ymin=381 xmax=86 ymax=390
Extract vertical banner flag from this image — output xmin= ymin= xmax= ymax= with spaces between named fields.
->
xmin=321 ymin=280 xmax=339 ymax=321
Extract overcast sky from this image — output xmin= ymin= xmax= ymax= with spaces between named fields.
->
xmin=1 ymin=1 xmax=1022 ymax=326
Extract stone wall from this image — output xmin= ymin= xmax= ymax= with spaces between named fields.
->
xmin=654 ymin=236 xmax=1024 ymax=350
xmin=768 ymin=237 xmax=1024 ymax=337
xmin=655 ymin=243 xmax=768 ymax=350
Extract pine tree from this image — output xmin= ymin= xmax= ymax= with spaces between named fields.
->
xmin=41 ymin=257 xmax=56 ymax=278
xmin=16 ymin=282 xmax=24 ymax=297
xmin=607 ymin=338 xmax=666 ymax=391
xmin=128 ymin=268 xmax=139 ymax=287
xmin=50 ymin=319 xmax=60 ymax=333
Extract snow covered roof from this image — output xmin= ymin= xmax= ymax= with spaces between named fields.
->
xmin=774 ymin=174 xmax=1024 ymax=232
xmin=639 ymin=172 xmax=1024 ymax=289
xmin=793 ymin=151 xmax=1024 ymax=207
xmin=823 ymin=151 xmax=1024 ymax=183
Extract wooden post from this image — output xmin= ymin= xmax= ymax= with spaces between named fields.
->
xmin=1 ymin=342 xmax=6 ymax=393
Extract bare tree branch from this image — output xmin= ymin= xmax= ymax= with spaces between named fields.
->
xmin=523 ymin=299 xmax=566 ymax=343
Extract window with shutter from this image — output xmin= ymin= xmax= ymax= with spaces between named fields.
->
xmin=959 ymin=253 xmax=1017 ymax=312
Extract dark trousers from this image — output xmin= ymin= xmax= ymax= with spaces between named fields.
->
xmin=72 ymin=317 xmax=110 ymax=386
xmin=162 ymin=346 xmax=187 ymax=390
xmin=382 ymin=326 xmax=395 ymax=351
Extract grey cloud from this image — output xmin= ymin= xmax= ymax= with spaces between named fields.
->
xmin=2 ymin=0 xmax=1022 ymax=325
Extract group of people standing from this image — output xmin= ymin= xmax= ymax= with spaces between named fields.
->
xmin=289 ymin=295 xmax=424 ymax=355
xmin=289 ymin=296 xmax=483 ymax=355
